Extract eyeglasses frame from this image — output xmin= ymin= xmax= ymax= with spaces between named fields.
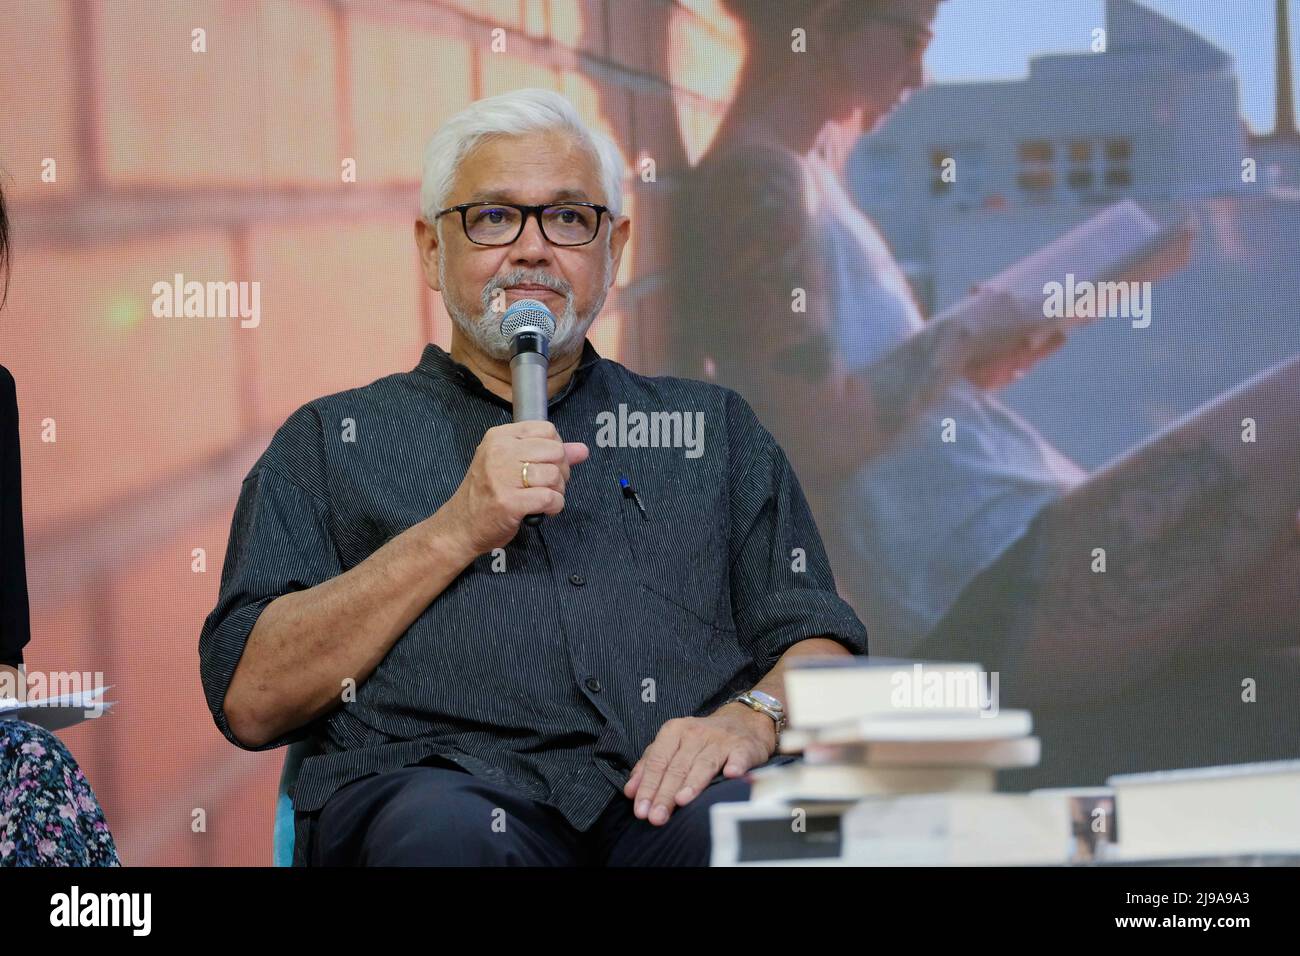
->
xmin=432 ymin=200 xmax=611 ymax=247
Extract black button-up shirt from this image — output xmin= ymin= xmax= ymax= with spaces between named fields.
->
xmin=199 ymin=338 xmax=868 ymax=831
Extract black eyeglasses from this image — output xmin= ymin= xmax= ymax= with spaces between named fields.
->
xmin=433 ymin=201 xmax=609 ymax=247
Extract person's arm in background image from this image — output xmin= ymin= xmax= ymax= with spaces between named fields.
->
xmin=685 ymin=141 xmax=1065 ymax=486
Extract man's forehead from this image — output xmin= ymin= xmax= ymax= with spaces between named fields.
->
xmin=464 ymin=185 xmax=593 ymax=203
xmin=452 ymin=133 xmax=604 ymax=203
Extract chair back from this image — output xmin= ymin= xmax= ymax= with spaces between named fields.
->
xmin=272 ymin=735 xmax=322 ymax=867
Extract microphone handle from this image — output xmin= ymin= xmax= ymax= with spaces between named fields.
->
xmin=511 ymin=350 xmax=549 ymax=528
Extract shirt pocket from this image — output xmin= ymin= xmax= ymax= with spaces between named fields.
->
xmin=614 ymin=490 xmax=728 ymax=628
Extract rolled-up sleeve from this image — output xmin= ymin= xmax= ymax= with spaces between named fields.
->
xmin=199 ymin=409 xmax=343 ymax=751
xmin=727 ymin=392 xmax=869 ymax=673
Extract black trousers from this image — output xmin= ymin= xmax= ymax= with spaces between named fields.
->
xmin=295 ymin=753 xmax=797 ymax=866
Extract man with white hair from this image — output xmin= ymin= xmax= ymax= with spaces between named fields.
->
xmin=200 ymin=88 xmax=867 ymax=866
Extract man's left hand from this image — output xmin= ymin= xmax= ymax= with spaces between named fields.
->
xmin=622 ymin=704 xmax=776 ymax=826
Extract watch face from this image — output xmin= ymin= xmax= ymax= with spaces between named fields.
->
xmin=750 ymin=690 xmax=783 ymax=712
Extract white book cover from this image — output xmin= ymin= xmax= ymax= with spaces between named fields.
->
xmin=780 ymin=709 xmax=1033 ymax=751
xmin=1107 ymin=759 xmax=1300 ymax=860
xmin=842 ymin=792 xmax=1074 ymax=866
xmin=749 ymin=762 xmax=995 ymax=803
xmin=784 ymin=657 xmax=994 ymax=729
xmin=800 ymin=736 xmax=1041 ymax=769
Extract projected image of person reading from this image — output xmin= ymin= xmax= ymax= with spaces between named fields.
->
xmin=670 ymin=0 xmax=1300 ymax=785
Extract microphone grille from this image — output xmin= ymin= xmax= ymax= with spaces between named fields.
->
xmin=500 ymin=298 xmax=557 ymax=342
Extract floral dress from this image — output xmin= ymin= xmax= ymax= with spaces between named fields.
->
xmin=0 ymin=719 xmax=120 ymax=866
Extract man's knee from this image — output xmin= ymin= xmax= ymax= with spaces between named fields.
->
xmin=606 ymin=774 xmax=752 ymax=866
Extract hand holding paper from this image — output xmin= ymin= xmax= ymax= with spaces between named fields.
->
xmin=0 ymin=685 xmax=115 ymax=731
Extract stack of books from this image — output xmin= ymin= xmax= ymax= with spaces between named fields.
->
xmin=710 ymin=657 xmax=1087 ymax=866
xmin=1105 ymin=759 xmax=1300 ymax=861
xmin=758 ymin=657 xmax=1037 ymax=803
xmin=712 ymin=658 xmax=1300 ymax=864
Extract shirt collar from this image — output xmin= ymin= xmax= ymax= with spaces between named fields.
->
xmin=414 ymin=337 xmax=604 ymax=409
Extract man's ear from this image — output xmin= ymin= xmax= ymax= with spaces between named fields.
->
xmin=415 ymin=217 xmax=441 ymax=292
xmin=609 ymin=214 xmax=631 ymax=280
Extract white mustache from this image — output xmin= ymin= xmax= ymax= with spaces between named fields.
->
xmin=488 ymin=277 xmax=570 ymax=301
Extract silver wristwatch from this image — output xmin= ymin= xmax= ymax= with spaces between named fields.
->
xmin=727 ymin=689 xmax=787 ymax=741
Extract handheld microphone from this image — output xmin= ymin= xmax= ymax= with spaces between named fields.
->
xmin=500 ymin=297 xmax=557 ymax=528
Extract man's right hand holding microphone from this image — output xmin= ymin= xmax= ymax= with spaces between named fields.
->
xmin=436 ymin=420 xmax=590 ymax=556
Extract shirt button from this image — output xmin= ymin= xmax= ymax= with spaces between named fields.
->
xmin=569 ymin=573 xmax=586 ymax=587
xmin=585 ymin=677 xmax=602 ymax=693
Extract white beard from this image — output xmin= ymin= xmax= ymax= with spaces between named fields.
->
xmin=439 ymin=247 xmax=612 ymax=363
